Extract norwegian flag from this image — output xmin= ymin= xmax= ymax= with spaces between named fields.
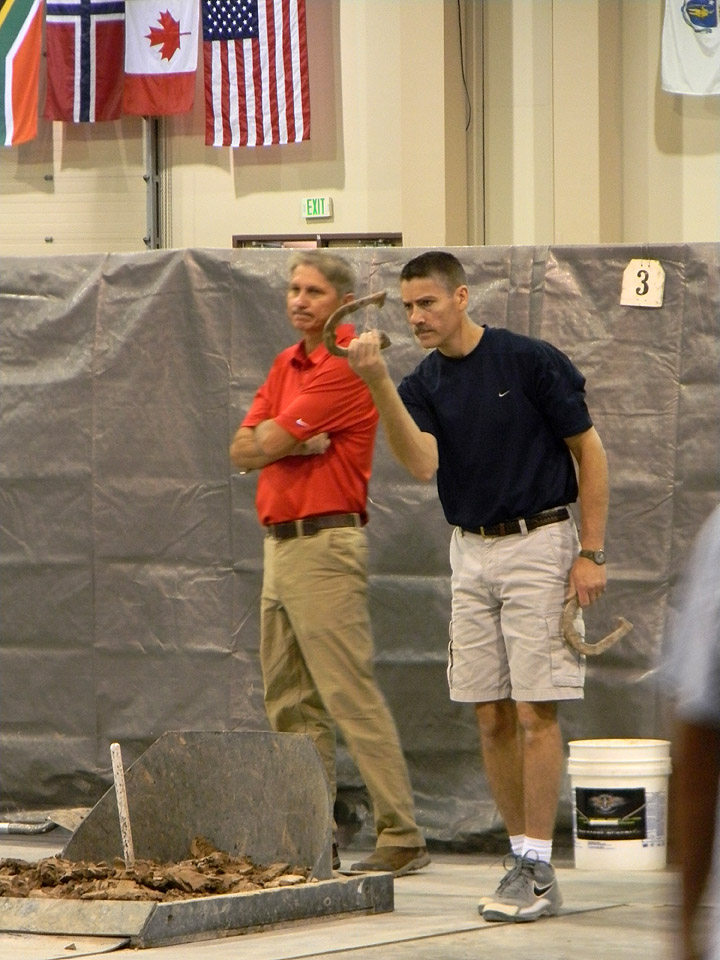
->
xmin=202 ymin=0 xmax=310 ymax=147
xmin=44 ymin=0 xmax=125 ymax=122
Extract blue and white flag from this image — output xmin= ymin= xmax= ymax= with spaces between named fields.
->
xmin=662 ymin=0 xmax=720 ymax=94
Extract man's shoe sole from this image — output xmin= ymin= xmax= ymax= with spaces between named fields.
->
xmin=350 ymin=851 xmax=431 ymax=877
xmin=482 ymin=900 xmax=559 ymax=923
xmin=394 ymin=850 xmax=431 ymax=877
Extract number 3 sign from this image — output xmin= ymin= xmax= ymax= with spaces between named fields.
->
xmin=620 ymin=259 xmax=665 ymax=308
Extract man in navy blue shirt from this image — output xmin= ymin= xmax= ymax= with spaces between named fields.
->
xmin=347 ymin=251 xmax=608 ymax=923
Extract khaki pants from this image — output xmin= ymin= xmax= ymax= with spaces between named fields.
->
xmin=260 ymin=526 xmax=423 ymax=848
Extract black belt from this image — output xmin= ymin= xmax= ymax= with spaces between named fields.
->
xmin=464 ymin=507 xmax=570 ymax=538
xmin=266 ymin=513 xmax=363 ymax=540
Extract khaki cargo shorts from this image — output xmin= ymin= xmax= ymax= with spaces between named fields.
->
xmin=447 ymin=516 xmax=585 ymax=703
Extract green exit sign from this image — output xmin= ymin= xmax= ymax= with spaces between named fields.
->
xmin=301 ymin=196 xmax=333 ymax=219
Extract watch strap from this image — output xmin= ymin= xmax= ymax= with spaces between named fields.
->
xmin=579 ymin=549 xmax=606 ymax=564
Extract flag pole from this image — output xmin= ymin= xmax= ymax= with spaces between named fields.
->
xmin=144 ymin=117 xmax=162 ymax=249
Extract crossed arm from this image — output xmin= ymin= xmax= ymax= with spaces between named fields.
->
xmin=229 ymin=421 xmax=330 ymax=473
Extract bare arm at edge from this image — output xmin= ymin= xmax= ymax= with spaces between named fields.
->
xmin=674 ymin=719 xmax=720 ymax=960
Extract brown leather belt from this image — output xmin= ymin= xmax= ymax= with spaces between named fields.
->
xmin=464 ymin=507 xmax=570 ymax=538
xmin=266 ymin=513 xmax=363 ymax=540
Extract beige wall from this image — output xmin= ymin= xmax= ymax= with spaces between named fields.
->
xmin=483 ymin=0 xmax=720 ymax=245
xmin=166 ymin=0 xmax=467 ymax=249
xmin=621 ymin=0 xmax=720 ymax=242
xmin=0 ymin=0 xmax=718 ymax=256
xmin=0 ymin=119 xmax=147 ymax=255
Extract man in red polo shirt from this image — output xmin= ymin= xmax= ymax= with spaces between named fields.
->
xmin=230 ymin=250 xmax=428 ymax=877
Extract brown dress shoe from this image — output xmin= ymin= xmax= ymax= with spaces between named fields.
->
xmin=350 ymin=846 xmax=430 ymax=877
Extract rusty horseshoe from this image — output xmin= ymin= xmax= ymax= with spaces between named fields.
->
xmin=323 ymin=290 xmax=390 ymax=358
xmin=562 ymin=595 xmax=633 ymax=656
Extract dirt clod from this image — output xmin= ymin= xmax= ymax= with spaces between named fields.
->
xmin=0 ymin=837 xmax=310 ymax=902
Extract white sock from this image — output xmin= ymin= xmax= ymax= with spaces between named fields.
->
xmin=509 ymin=834 xmax=524 ymax=857
xmin=522 ymin=836 xmax=552 ymax=864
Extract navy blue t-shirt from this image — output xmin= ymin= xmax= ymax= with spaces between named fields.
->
xmin=397 ymin=326 xmax=593 ymax=529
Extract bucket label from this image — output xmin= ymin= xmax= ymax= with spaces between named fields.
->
xmin=575 ymin=787 xmax=647 ymax=841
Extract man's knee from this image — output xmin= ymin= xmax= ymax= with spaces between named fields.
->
xmin=474 ymin=698 xmax=518 ymax=741
xmin=515 ymin=700 xmax=559 ymax=739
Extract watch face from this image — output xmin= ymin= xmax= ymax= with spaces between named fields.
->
xmin=594 ymin=550 xmax=606 ymax=564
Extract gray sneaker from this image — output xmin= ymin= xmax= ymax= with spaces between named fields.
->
xmin=481 ymin=856 xmax=562 ymax=922
xmin=477 ymin=855 xmax=521 ymax=912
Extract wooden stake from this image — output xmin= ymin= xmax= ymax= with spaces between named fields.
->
xmin=110 ymin=742 xmax=135 ymax=868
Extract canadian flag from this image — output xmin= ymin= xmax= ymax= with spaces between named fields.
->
xmin=123 ymin=0 xmax=200 ymax=115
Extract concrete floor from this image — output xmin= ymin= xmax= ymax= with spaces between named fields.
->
xmin=0 ymin=828 xmax=686 ymax=960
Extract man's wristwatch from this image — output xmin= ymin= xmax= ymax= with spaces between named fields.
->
xmin=579 ymin=549 xmax=606 ymax=565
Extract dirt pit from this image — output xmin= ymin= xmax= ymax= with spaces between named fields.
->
xmin=0 ymin=836 xmax=310 ymax=902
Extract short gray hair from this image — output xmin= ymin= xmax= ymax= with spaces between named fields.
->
xmin=287 ymin=250 xmax=356 ymax=298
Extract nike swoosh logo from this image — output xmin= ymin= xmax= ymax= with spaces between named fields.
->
xmin=533 ymin=882 xmax=554 ymax=896
xmin=295 ymin=418 xmax=310 ymax=427
xmin=498 ymin=390 xmax=510 ymax=397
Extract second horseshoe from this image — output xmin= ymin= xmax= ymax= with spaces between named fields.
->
xmin=562 ymin=595 xmax=633 ymax=656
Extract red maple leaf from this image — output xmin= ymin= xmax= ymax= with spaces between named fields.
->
xmin=145 ymin=10 xmax=189 ymax=61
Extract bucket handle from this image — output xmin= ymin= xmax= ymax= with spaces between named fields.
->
xmin=562 ymin=595 xmax=633 ymax=656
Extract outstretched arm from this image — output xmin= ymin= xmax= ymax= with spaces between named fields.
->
xmin=347 ymin=332 xmax=438 ymax=482
xmin=564 ymin=426 xmax=609 ymax=605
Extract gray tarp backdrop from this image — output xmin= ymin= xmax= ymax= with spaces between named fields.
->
xmin=1 ymin=244 xmax=719 ymax=844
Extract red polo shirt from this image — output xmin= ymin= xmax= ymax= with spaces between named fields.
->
xmin=241 ymin=324 xmax=379 ymax=525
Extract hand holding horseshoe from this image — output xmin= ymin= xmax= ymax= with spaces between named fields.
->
xmin=323 ymin=290 xmax=391 ymax=357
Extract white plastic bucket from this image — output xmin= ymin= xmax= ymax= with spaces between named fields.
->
xmin=567 ymin=738 xmax=672 ymax=871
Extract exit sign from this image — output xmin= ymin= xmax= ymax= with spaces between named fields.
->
xmin=301 ymin=196 xmax=333 ymax=219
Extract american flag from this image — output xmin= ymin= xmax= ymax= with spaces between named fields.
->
xmin=202 ymin=0 xmax=310 ymax=147
xmin=44 ymin=0 xmax=125 ymax=123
